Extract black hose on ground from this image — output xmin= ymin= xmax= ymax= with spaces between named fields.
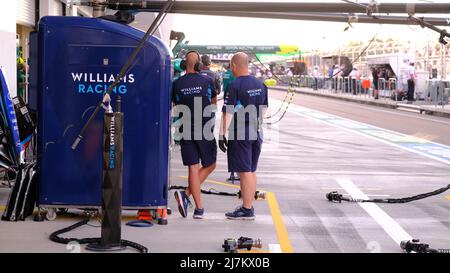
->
xmin=169 ymin=185 xmax=266 ymax=200
xmin=326 ymin=184 xmax=450 ymax=204
xmin=49 ymin=219 xmax=148 ymax=253
xmin=169 ymin=185 xmax=238 ymax=197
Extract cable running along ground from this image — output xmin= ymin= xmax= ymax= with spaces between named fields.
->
xmin=326 ymin=184 xmax=450 ymax=203
xmin=49 ymin=219 xmax=148 ymax=253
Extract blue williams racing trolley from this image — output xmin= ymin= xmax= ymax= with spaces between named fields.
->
xmin=30 ymin=16 xmax=172 ymax=211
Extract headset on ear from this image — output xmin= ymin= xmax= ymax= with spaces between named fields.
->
xmin=180 ymin=51 xmax=202 ymax=72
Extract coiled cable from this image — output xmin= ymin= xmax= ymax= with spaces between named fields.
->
xmin=49 ymin=219 xmax=148 ymax=253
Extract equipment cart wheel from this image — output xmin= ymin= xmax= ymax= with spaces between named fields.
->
xmin=45 ymin=208 xmax=57 ymax=221
xmin=57 ymin=208 xmax=69 ymax=214
xmin=34 ymin=208 xmax=45 ymax=222
xmin=151 ymin=209 xmax=157 ymax=219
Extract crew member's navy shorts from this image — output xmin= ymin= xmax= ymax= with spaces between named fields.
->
xmin=227 ymin=134 xmax=262 ymax=173
xmin=180 ymin=139 xmax=217 ymax=167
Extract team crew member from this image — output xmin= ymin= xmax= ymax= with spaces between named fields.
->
xmin=219 ymin=52 xmax=268 ymax=220
xmin=222 ymin=63 xmax=236 ymax=94
xmin=172 ymin=51 xmax=218 ymax=219
xmin=200 ymin=55 xmax=221 ymax=94
xmin=222 ymin=63 xmax=238 ymax=182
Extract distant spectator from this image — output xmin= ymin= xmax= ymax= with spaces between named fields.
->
xmin=259 ymin=70 xmax=265 ymax=78
xmin=349 ymin=67 xmax=360 ymax=94
xmin=407 ymin=62 xmax=416 ymax=103
xmin=386 ymin=68 xmax=394 ymax=80
xmin=349 ymin=67 xmax=360 ymax=80
xmin=328 ymin=66 xmax=334 ymax=78
xmin=372 ymin=67 xmax=380 ymax=99
xmin=262 ymin=70 xmax=273 ymax=86
xmin=332 ymin=65 xmax=341 ymax=90
xmin=286 ymin=68 xmax=293 ymax=77
xmin=328 ymin=66 xmax=334 ymax=89
xmin=312 ymin=66 xmax=320 ymax=90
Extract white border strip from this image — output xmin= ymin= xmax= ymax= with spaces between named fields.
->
xmin=337 ymin=178 xmax=413 ymax=246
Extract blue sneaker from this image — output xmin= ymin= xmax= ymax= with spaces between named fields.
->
xmin=193 ymin=208 xmax=204 ymax=219
xmin=174 ymin=190 xmax=191 ymax=218
xmin=225 ymin=206 xmax=255 ymax=220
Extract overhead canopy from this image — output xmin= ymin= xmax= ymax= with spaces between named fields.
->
xmin=106 ymin=1 xmax=450 ymax=14
xmin=176 ymin=11 xmax=450 ymax=26
xmin=78 ymin=1 xmax=450 ymax=47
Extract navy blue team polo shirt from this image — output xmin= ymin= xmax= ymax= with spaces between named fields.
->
xmin=172 ymin=73 xmax=218 ymax=167
xmin=222 ymin=75 xmax=268 ymax=172
xmin=222 ymin=75 xmax=268 ymax=140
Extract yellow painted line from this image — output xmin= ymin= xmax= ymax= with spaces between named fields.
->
xmin=180 ymin=175 xmax=267 ymax=191
xmin=180 ymin=175 xmax=241 ymax=189
xmin=0 ymin=205 xmax=5 ymax=212
xmin=265 ymin=192 xmax=294 ymax=253
xmin=204 ymin=179 xmax=241 ymax=189
xmin=446 ymin=195 xmax=450 ymax=201
xmin=179 ymin=176 xmax=294 ymax=253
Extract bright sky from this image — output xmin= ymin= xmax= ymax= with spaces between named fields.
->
xmin=167 ymin=0 xmax=450 ymax=51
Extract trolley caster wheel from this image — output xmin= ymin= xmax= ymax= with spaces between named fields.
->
xmin=158 ymin=218 xmax=168 ymax=225
xmin=45 ymin=208 xmax=57 ymax=221
xmin=34 ymin=213 xmax=45 ymax=222
xmin=167 ymin=208 xmax=172 ymax=215
xmin=92 ymin=208 xmax=102 ymax=219
xmin=57 ymin=208 xmax=68 ymax=214
xmin=150 ymin=210 xmax=157 ymax=219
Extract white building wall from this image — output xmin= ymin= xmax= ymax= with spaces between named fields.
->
xmin=0 ymin=1 xmax=17 ymax=95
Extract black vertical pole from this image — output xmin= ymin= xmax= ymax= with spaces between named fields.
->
xmin=87 ymin=96 xmax=125 ymax=251
xmin=34 ymin=0 xmax=40 ymax=30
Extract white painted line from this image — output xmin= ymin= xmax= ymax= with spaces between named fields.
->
xmin=342 ymin=194 xmax=391 ymax=197
xmin=337 ymin=178 xmax=413 ymax=246
xmin=268 ymin=244 xmax=282 ymax=253
xmin=322 ymin=187 xmax=382 ymax=191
